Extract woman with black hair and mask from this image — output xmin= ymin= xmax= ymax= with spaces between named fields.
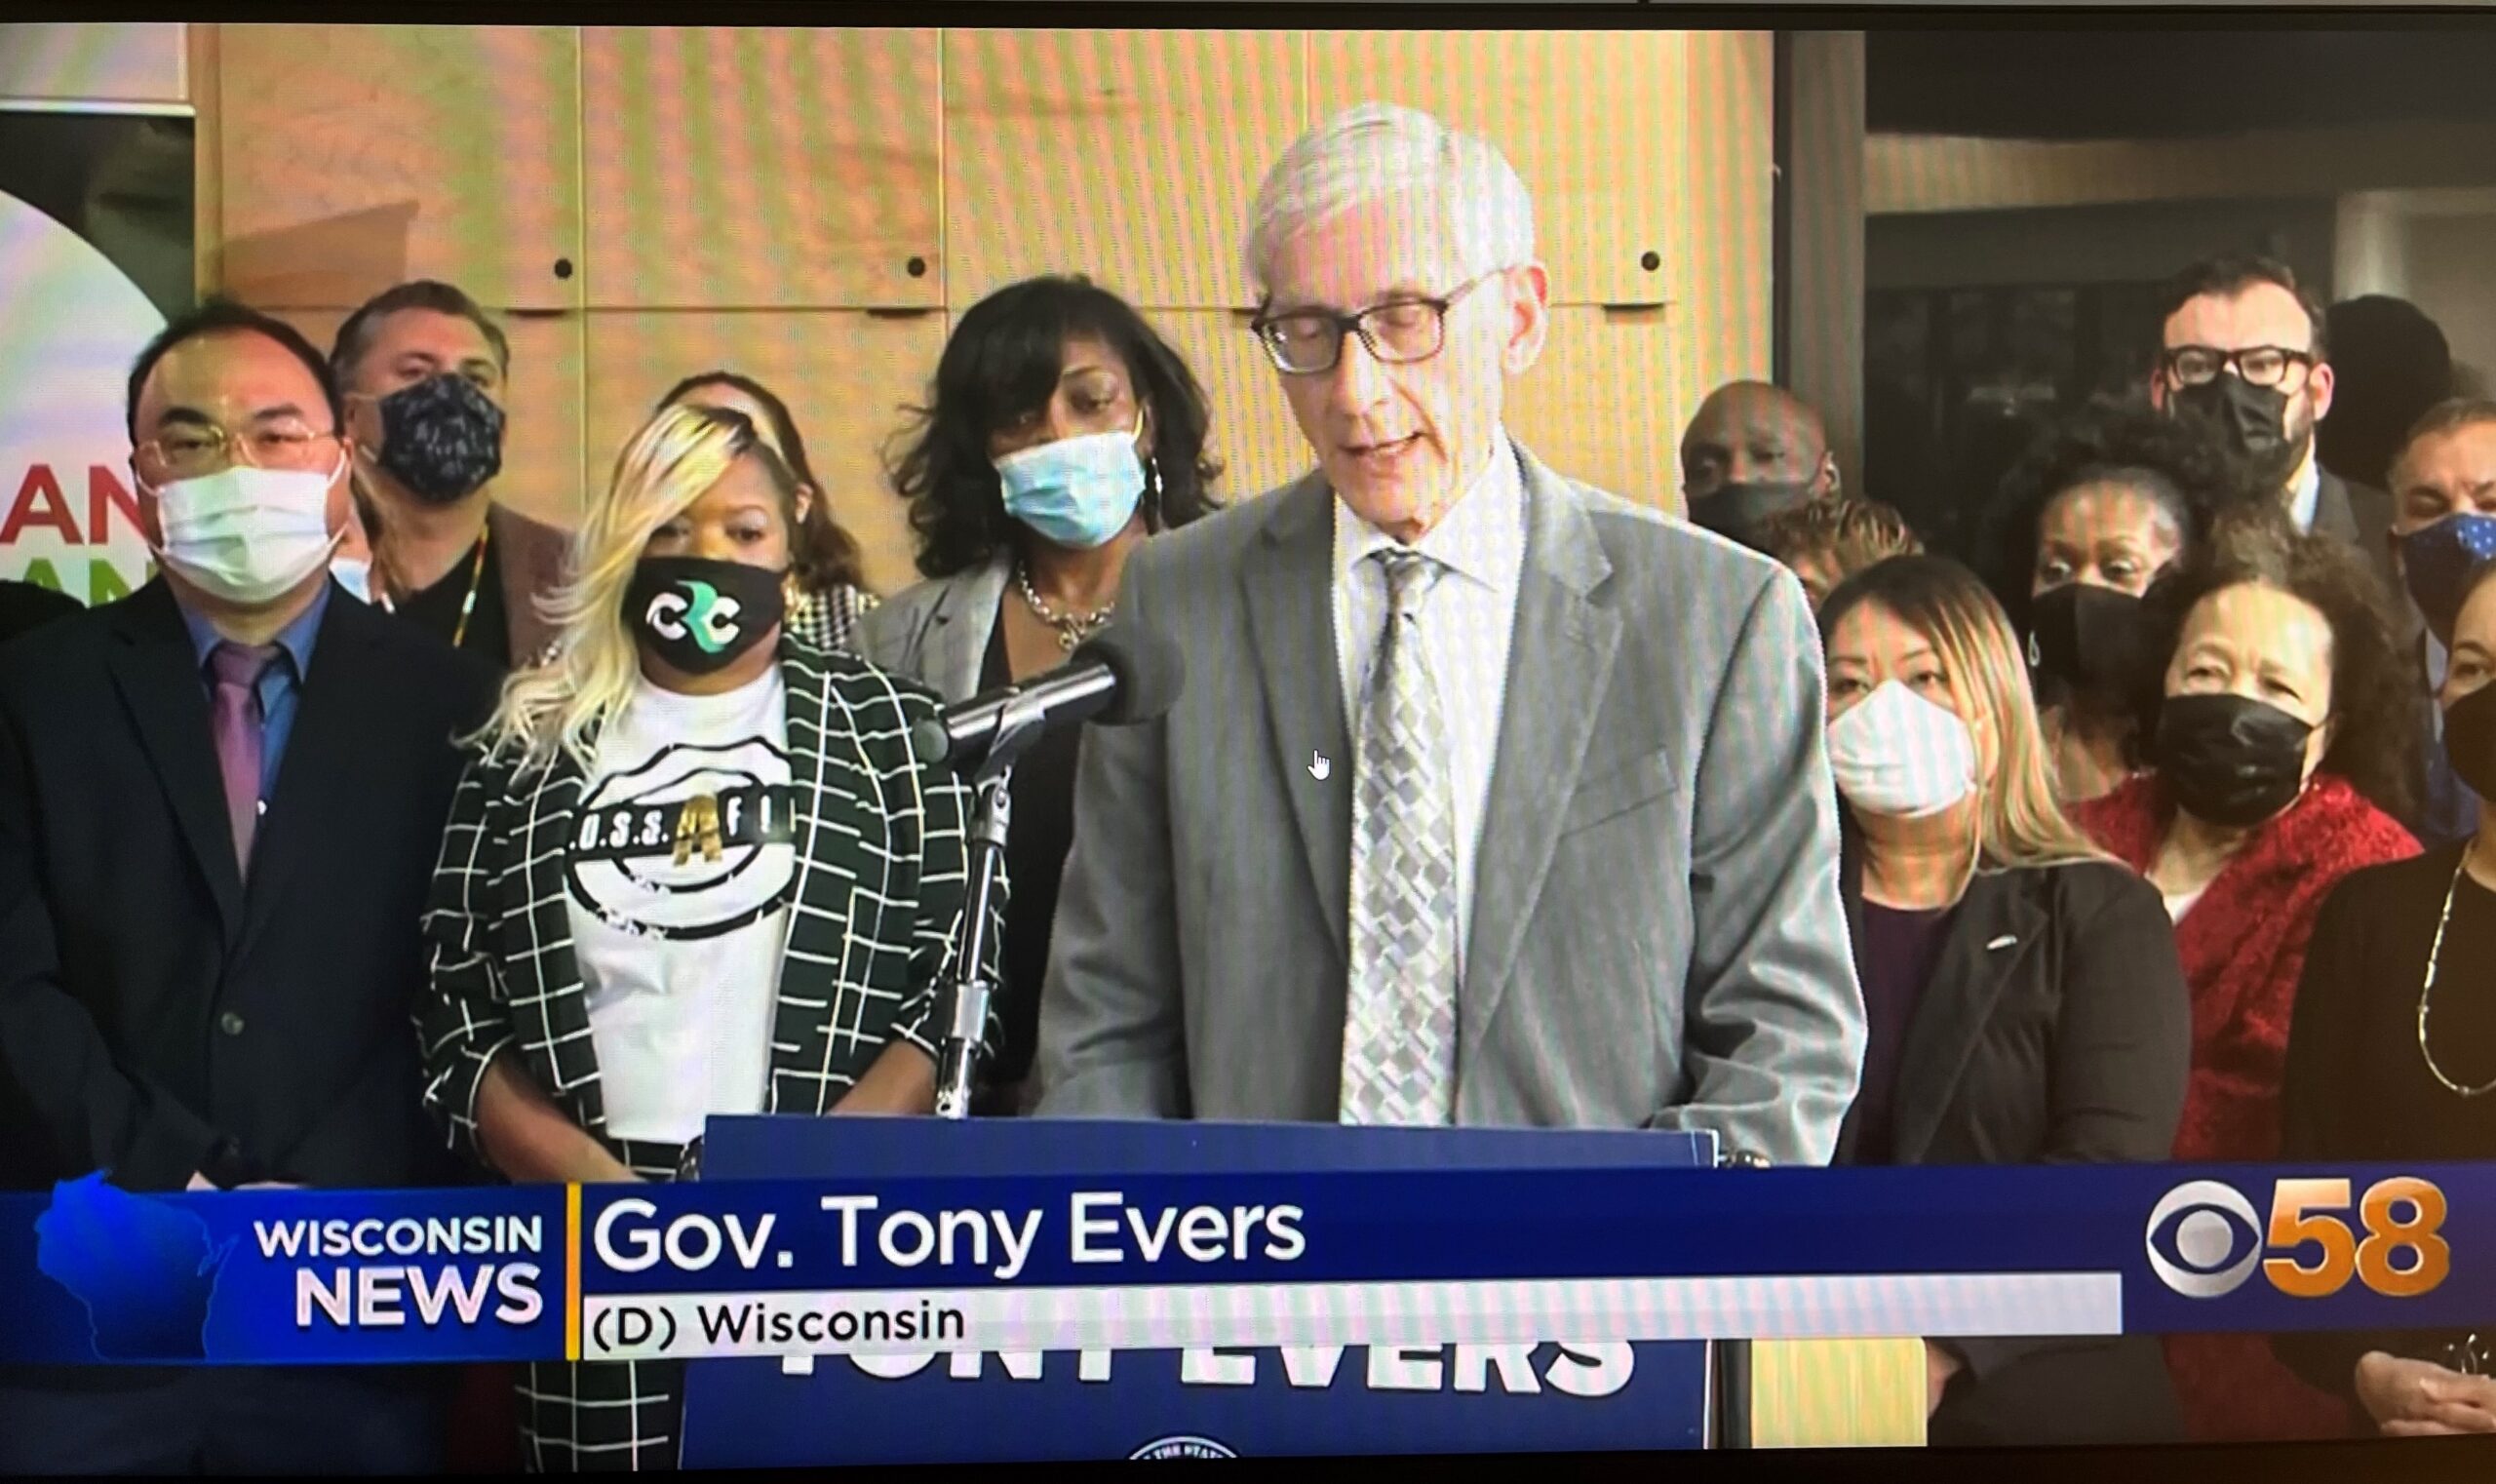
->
xmin=2072 ymin=500 xmax=2422 ymax=1444
xmin=1984 ymin=402 xmax=2262 ymax=803
xmin=2274 ymin=559 xmax=2496 ymax=1438
xmin=860 ymin=274 xmax=1222 ymax=1114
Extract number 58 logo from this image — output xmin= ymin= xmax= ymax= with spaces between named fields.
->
xmin=2145 ymin=1178 xmax=2449 ymax=1300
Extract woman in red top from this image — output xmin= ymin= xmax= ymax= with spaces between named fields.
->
xmin=2075 ymin=502 xmax=2421 ymax=1442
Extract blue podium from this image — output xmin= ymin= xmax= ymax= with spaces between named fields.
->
xmin=678 ymin=1116 xmax=1721 ymax=1465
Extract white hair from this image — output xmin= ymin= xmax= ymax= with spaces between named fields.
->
xmin=1242 ymin=102 xmax=1537 ymax=298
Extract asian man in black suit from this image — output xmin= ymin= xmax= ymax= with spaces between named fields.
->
xmin=0 ymin=299 xmax=495 ymax=1472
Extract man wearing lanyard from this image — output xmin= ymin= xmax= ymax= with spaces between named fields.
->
xmin=0 ymin=299 xmax=493 ymax=1471
xmin=329 ymin=279 xmax=571 ymax=671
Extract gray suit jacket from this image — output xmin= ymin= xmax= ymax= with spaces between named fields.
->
xmin=856 ymin=552 xmax=1014 ymax=703
xmin=1033 ymin=442 xmax=1866 ymax=1165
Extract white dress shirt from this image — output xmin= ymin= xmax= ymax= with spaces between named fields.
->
xmin=1332 ymin=435 xmax=1529 ymax=979
xmin=2287 ymin=458 xmax=2321 ymax=534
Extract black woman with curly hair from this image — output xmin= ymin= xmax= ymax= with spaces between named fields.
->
xmin=860 ymin=273 xmax=1222 ymax=1114
xmin=1983 ymin=401 xmax=2267 ymax=802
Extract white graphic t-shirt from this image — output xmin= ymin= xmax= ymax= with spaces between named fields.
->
xmin=568 ymin=668 xmax=797 ymax=1145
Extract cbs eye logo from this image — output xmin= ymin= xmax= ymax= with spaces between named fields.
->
xmin=2145 ymin=1177 xmax=2450 ymax=1300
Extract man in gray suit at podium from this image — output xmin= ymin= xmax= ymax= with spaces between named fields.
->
xmin=1033 ymin=103 xmax=1864 ymax=1166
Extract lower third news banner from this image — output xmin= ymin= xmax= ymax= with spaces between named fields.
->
xmin=5 ymin=1153 xmax=2493 ymax=1460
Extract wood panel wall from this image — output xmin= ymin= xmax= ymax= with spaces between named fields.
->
xmin=200 ymin=24 xmax=1774 ymax=597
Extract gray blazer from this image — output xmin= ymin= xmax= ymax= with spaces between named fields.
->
xmin=1033 ymin=442 xmax=1867 ymax=1165
xmin=856 ymin=552 xmax=1014 ymax=702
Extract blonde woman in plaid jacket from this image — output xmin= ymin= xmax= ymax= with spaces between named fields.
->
xmin=416 ymin=403 xmax=996 ymax=1471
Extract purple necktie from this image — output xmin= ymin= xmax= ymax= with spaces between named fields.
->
xmin=209 ymin=642 xmax=279 ymax=872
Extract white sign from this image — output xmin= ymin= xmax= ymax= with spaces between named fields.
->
xmin=0 ymin=187 xmax=164 ymax=605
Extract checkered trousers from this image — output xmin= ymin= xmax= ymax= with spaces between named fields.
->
xmin=518 ymin=1139 xmax=686 ymax=1472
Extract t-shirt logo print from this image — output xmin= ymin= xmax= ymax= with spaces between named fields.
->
xmin=644 ymin=579 xmax=743 ymax=656
xmin=674 ymin=793 xmax=725 ymax=864
xmin=568 ymin=738 xmax=800 ymax=941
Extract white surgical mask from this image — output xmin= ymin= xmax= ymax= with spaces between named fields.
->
xmin=1826 ymin=680 xmax=1978 ymax=819
xmin=147 ymin=459 xmax=345 ymax=606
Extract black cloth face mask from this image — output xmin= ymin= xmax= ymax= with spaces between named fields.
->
xmin=2170 ymin=376 xmax=2300 ymax=486
xmin=370 ymin=373 xmax=505 ymax=505
xmin=624 ymin=557 xmax=786 ymax=675
xmin=1691 ymin=480 xmax=1815 ymax=549
xmin=2443 ymin=681 xmax=2496 ymax=802
xmin=2152 ymin=691 xmax=2316 ymax=829
xmin=2027 ymin=582 xmax=2152 ymax=696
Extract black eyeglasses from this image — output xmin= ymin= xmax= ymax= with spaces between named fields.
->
xmin=2162 ymin=344 xmax=2315 ymax=391
xmin=1247 ymin=272 xmax=1501 ymax=376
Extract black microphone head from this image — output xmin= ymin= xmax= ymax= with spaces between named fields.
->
xmin=1073 ymin=623 xmax=1185 ymax=725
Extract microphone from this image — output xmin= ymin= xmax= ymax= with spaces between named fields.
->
xmin=909 ymin=623 xmax=1185 ymax=773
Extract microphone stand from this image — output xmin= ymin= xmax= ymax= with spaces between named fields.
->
xmin=931 ymin=689 xmax=1052 ymax=1119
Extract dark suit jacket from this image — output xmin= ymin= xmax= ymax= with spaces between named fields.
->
xmin=1837 ymin=843 xmax=2192 ymax=1446
xmin=2315 ymin=471 xmax=2406 ymax=630
xmin=0 ymin=581 xmax=79 ymax=648
xmin=0 ymin=578 xmax=495 ymax=1193
xmin=2313 ymin=469 xmax=2460 ymax=845
xmin=487 ymin=502 xmax=570 ymax=670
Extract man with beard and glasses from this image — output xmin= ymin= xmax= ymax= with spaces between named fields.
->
xmin=1678 ymin=380 xmax=1841 ymax=550
xmin=329 ymin=281 xmax=570 ymax=671
xmin=2149 ymin=255 xmax=2405 ymax=622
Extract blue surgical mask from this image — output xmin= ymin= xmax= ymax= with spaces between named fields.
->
xmin=2399 ymin=512 xmax=2496 ymax=644
xmin=993 ymin=416 xmax=1148 ymax=551
xmin=331 ymin=556 xmax=374 ymax=604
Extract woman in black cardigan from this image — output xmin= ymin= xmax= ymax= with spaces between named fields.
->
xmin=1818 ymin=556 xmax=2193 ymax=1446
xmin=2276 ymin=559 xmax=2496 ymax=1435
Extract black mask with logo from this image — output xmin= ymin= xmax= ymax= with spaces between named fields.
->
xmin=2027 ymin=582 xmax=2153 ymax=698
xmin=2444 ymin=681 xmax=2496 ymax=802
xmin=624 ymin=557 xmax=786 ymax=676
xmin=369 ymin=373 xmax=505 ymax=505
xmin=1691 ymin=480 xmax=1816 ymax=550
xmin=2152 ymin=691 xmax=2316 ymax=829
xmin=2169 ymin=376 xmax=2302 ymax=488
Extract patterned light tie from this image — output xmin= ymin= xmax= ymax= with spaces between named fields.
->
xmin=1340 ymin=547 xmax=1460 ymax=1125
xmin=208 ymin=642 xmax=279 ymax=872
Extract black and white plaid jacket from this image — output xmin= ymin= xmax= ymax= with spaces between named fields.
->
xmin=416 ymin=638 xmax=998 ymax=1159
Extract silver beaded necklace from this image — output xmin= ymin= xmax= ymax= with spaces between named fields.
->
xmin=1015 ymin=563 xmax=1114 ymax=652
